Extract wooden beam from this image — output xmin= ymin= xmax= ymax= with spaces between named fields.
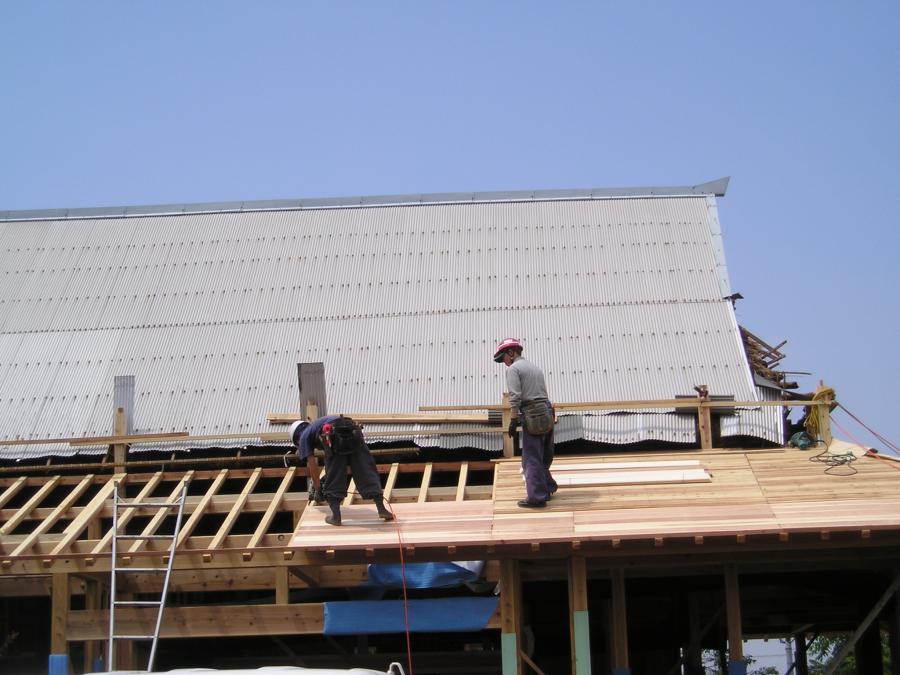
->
xmin=500 ymin=558 xmax=522 ymax=675
xmin=343 ymin=480 xmax=357 ymax=507
xmin=0 ymin=476 xmax=27 ymax=510
xmin=724 ymin=564 xmax=743 ymax=667
xmin=0 ymin=475 xmax=61 ymax=535
xmin=501 ymin=393 xmax=514 ymax=458
xmin=51 ymin=572 xmax=69 ymax=654
xmin=610 ymin=568 xmax=629 ymax=674
xmin=244 ymin=467 xmax=296 ymax=560
xmin=275 ymin=567 xmax=290 ymax=605
xmin=121 ymin=473 xmax=193 ymax=556
xmin=89 ymin=472 xmax=165 ymax=557
xmin=68 ymin=604 xmax=326 ymax=640
xmin=455 ymin=462 xmax=469 ymax=502
xmin=268 ymin=412 xmax=491 ymax=425
xmin=113 ymin=406 xmax=127 ymax=470
xmin=175 ymin=469 xmax=227 ymax=548
xmin=383 ymin=463 xmax=399 ymax=502
xmin=207 ymin=468 xmax=261 ymax=555
xmin=418 ymin=463 xmax=433 ymax=504
xmin=49 ymin=475 xmax=123 ymax=557
xmin=568 ymin=556 xmax=591 ymax=675
xmin=11 ymin=475 xmax=95 ymax=556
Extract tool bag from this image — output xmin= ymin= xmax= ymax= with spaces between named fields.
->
xmin=324 ymin=416 xmax=366 ymax=455
xmin=521 ymin=400 xmax=554 ymax=435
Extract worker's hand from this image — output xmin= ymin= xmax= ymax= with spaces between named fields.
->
xmin=508 ymin=419 xmax=519 ymax=437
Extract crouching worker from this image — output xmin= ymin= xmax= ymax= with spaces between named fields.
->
xmin=290 ymin=415 xmax=395 ymax=526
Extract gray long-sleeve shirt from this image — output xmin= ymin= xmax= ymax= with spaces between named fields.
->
xmin=506 ymin=357 xmax=550 ymax=414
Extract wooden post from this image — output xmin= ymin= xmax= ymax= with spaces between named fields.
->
xmin=724 ymin=564 xmax=745 ymax=675
xmin=500 ymin=558 xmax=523 ymax=675
xmin=685 ymin=593 xmax=704 ymax=675
xmin=84 ymin=517 xmax=103 ymax=673
xmin=891 ymin=570 xmax=900 ymax=675
xmin=304 ymin=400 xmax=319 ymax=422
xmin=696 ymin=385 xmax=713 ymax=450
xmin=113 ymin=407 xmax=127 ymax=471
xmin=815 ymin=384 xmax=834 ymax=447
xmin=501 ymin=392 xmax=514 ymax=458
xmin=50 ymin=572 xmax=70 ymax=674
xmin=794 ymin=632 xmax=809 ymax=675
xmin=610 ymin=568 xmax=629 ymax=675
xmin=276 ymin=567 xmax=290 ymax=605
xmin=568 ymin=556 xmax=592 ymax=675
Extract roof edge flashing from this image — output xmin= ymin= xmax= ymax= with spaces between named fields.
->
xmin=0 ymin=177 xmax=731 ymax=222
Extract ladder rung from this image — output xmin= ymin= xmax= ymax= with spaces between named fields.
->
xmin=114 ymin=567 xmax=168 ymax=573
xmin=117 ymin=500 xmax=181 ymax=509
xmin=112 ymin=634 xmax=155 ymax=640
xmin=113 ymin=600 xmax=162 ymax=606
xmin=115 ymin=534 xmax=173 ymax=540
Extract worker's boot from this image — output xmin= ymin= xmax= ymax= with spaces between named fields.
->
xmin=325 ymin=498 xmax=342 ymax=526
xmin=374 ymin=497 xmax=394 ymax=521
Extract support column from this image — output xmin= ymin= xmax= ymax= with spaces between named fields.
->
xmin=113 ymin=406 xmax=127 ymax=471
xmin=610 ymin=568 xmax=629 ymax=675
xmin=794 ymin=632 xmax=809 ymax=675
xmin=500 ymin=558 xmax=523 ymax=675
xmin=49 ymin=573 xmax=70 ymax=675
xmin=724 ymin=564 xmax=745 ymax=675
xmin=276 ymin=567 xmax=290 ymax=605
xmin=891 ymin=572 xmax=900 ymax=675
xmin=83 ymin=577 xmax=103 ymax=673
xmin=684 ymin=593 xmax=704 ymax=675
xmin=568 ymin=556 xmax=592 ymax=675
xmin=501 ymin=392 xmax=514 ymax=458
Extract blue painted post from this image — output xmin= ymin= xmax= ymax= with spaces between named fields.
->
xmin=728 ymin=660 xmax=747 ymax=675
xmin=47 ymin=654 xmax=70 ymax=675
xmin=569 ymin=556 xmax=592 ymax=675
xmin=500 ymin=559 xmax=521 ymax=675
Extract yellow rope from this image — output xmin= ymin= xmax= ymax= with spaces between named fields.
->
xmin=805 ymin=386 xmax=836 ymax=439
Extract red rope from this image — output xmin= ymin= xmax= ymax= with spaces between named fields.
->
xmin=831 ymin=416 xmax=900 ymax=472
xmin=384 ymin=499 xmax=414 ymax=675
xmin=835 ymin=403 xmax=900 ymax=455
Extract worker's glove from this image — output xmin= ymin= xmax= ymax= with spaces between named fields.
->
xmin=508 ymin=419 xmax=519 ymax=437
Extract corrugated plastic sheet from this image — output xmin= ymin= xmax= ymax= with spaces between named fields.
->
xmin=0 ymin=194 xmax=770 ymax=458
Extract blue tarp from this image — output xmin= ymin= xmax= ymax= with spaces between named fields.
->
xmin=367 ymin=561 xmax=483 ymax=588
xmin=323 ymin=596 xmax=499 ymax=635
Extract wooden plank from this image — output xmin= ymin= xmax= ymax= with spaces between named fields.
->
xmin=175 ymin=469 xmax=228 ymax=549
xmin=68 ymin=604 xmax=326 ymax=640
xmin=0 ymin=475 xmax=61 ymax=535
xmin=501 ymin=393 xmax=514 ymax=458
xmin=500 ymin=558 xmax=522 ymax=675
xmin=267 ymin=412 xmax=491 ymax=425
xmin=554 ymin=468 xmax=710 ymax=487
xmin=0 ymin=476 xmax=27 ymax=510
xmin=90 ymin=472 xmax=165 ymax=555
xmin=552 ymin=460 xmax=701 ymax=471
xmin=123 ymin=473 xmax=194 ymax=555
xmin=383 ymin=463 xmax=399 ymax=501
xmin=245 ymin=467 xmax=296 ymax=558
xmin=456 ymin=462 xmax=469 ymax=502
xmin=207 ymin=468 xmax=262 ymax=553
xmin=418 ymin=463 xmax=433 ymax=504
xmin=1 ymin=431 xmax=189 ymax=447
xmin=343 ymin=480 xmax=357 ymax=507
xmin=48 ymin=475 xmax=123 ymax=557
xmin=11 ymin=475 xmax=94 ymax=556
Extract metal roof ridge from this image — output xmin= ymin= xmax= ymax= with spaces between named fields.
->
xmin=0 ymin=177 xmax=730 ymax=222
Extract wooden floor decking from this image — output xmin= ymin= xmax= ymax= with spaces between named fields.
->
xmin=293 ymin=447 xmax=900 ymax=553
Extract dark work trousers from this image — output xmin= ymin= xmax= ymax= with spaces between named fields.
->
xmin=519 ymin=413 xmax=557 ymax=504
xmin=322 ymin=445 xmax=384 ymax=502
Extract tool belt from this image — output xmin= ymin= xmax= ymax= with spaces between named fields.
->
xmin=321 ymin=416 xmax=366 ymax=456
xmin=521 ymin=399 xmax=554 ymax=435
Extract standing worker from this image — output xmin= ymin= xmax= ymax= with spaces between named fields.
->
xmin=494 ymin=338 xmax=558 ymax=508
xmin=290 ymin=415 xmax=395 ymax=526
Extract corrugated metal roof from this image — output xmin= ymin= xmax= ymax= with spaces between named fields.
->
xmin=0 ymin=185 xmax=770 ymax=458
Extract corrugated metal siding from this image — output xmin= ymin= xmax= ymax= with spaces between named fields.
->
xmin=0 ymin=195 xmax=770 ymax=458
xmin=720 ymin=385 xmax=785 ymax=445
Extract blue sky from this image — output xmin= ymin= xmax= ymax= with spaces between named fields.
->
xmin=2 ymin=1 xmax=898 ymax=451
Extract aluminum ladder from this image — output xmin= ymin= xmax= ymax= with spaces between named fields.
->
xmin=108 ymin=481 xmax=188 ymax=672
